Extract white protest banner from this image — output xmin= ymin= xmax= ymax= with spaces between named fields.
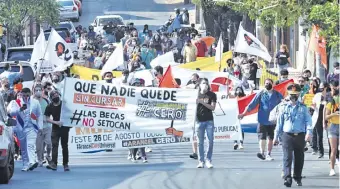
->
xmin=45 ymin=28 xmax=74 ymax=72
xmin=100 ymin=43 xmax=124 ymax=76
xmin=30 ymin=29 xmax=54 ymax=73
xmin=234 ymin=24 xmax=272 ymax=62
xmin=61 ymin=78 xmax=197 ymax=133
xmin=150 ymin=51 xmax=175 ymax=68
xmin=66 ymin=95 xmax=242 ymax=153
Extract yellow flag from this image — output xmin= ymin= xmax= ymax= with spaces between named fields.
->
xmin=70 ymin=65 xmax=122 ymax=81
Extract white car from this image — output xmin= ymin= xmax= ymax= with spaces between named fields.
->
xmin=0 ymin=61 xmax=36 ymax=90
xmin=91 ymin=15 xmax=124 ymax=35
xmin=4 ymin=45 xmax=34 ymax=62
xmin=0 ymin=103 xmax=15 ymax=184
xmin=58 ymin=0 xmax=79 ymax=22
xmin=58 ymin=21 xmax=77 ymax=36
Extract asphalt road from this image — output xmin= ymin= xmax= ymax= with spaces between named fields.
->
xmin=2 ymin=133 xmax=339 ymax=189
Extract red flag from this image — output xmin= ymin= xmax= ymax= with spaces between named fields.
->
xmin=308 ymin=25 xmax=327 ymax=69
xmin=211 ymin=77 xmax=233 ymax=92
xmin=237 ymin=79 xmax=294 ymax=116
xmin=159 ymin=65 xmax=179 ymax=88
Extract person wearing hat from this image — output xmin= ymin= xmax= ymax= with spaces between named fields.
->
xmin=274 ymin=83 xmax=312 ymax=187
xmin=327 ymin=62 xmax=340 ymax=83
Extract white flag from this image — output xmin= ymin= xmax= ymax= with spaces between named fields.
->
xmin=215 ymin=34 xmax=223 ymax=63
xmin=150 ymin=51 xmax=175 ymax=68
xmin=30 ymin=29 xmax=46 ymax=69
xmin=45 ymin=28 xmax=74 ymax=72
xmin=100 ymin=43 xmax=124 ymax=76
xmin=234 ymin=24 xmax=272 ymax=62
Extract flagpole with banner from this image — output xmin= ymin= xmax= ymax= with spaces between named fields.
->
xmin=32 ymin=28 xmax=51 ymax=84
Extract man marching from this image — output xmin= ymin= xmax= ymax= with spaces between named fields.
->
xmin=7 ymin=88 xmax=43 ymax=171
xmin=274 ymin=84 xmax=312 ymax=187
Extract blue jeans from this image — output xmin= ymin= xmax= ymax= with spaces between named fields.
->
xmin=196 ymin=120 xmax=214 ymax=163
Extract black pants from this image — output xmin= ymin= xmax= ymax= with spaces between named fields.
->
xmin=51 ymin=126 xmax=70 ymax=165
xmin=282 ymin=132 xmax=305 ymax=181
xmin=312 ymin=120 xmax=324 ymax=154
xmin=130 ymin=148 xmax=146 ymax=159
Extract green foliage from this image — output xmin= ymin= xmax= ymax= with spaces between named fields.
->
xmin=0 ymin=0 xmax=60 ymax=31
xmin=307 ymin=1 xmax=340 ymax=52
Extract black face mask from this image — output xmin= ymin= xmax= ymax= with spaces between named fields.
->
xmin=52 ymin=97 xmax=60 ymax=103
xmin=303 ymin=77 xmax=309 ymax=82
xmin=44 ymin=91 xmax=48 ymax=96
xmin=334 ymin=89 xmax=339 ymax=96
xmin=52 ymin=79 xmax=59 ymax=83
xmin=265 ymin=83 xmax=273 ymax=90
xmin=106 ymin=79 xmax=113 ymax=83
xmin=289 ymin=94 xmax=299 ymax=102
xmin=300 ymin=84 xmax=305 ymax=89
xmin=326 ymin=88 xmax=332 ymax=92
xmin=192 ymin=80 xmax=197 ymax=85
xmin=4 ymin=84 xmax=9 ymax=89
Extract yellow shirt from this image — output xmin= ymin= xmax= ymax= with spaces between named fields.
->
xmin=326 ymin=102 xmax=340 ymax=124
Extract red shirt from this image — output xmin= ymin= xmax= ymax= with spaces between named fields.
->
xmin=194 ymin=41 xmax=207 ymax=57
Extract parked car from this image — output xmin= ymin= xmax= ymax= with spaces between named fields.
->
xmin=58 ymin=0 xmax=79 ymax=22
xmin=91 ymin=15 xmax=124 ymax=35
xmin=57 ymin=21 xmax=76 ymax=35
xmin=0 ymin=101 xmax=15 ymax=184
xmin=0 ymin=61 xmax=35 ymax=90
xmin=74 ymin=0 xmax=82 ymax=16
xmin=44 ymin=28 xmax=73 ymax=43
xmin=4 ymin=46 xmax=34 ymax=62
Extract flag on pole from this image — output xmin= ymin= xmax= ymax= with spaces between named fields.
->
xmin=234 ymin=24 xmax=272 ymax=62
xmin=215 ymin=34 xmax=223 ymax=63
xmin=159 ymin=65 xmax=179 ymax=88
xmin=30 ymin=29 xmax=52 ymax=73
xmin=308 ymin=25 xmax=327 ymax=69
xmin=100 ymin=43 xmax=124 ymax=76
xmin=44 ymin=28 xmax=74 ymax=72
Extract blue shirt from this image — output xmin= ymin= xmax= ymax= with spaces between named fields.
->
xmin=247 ymin=90 xmax=283 ymax=125
xmin=0 ymin=71 xmax=21 ymax=88
xmin=275 ymin=101 xmax=312 ymax=139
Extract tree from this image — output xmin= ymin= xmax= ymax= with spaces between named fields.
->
xmin=0 ymin=0 xmax=60 ymax=46
xmin=215 ymin=0 xmax=340 ymax=55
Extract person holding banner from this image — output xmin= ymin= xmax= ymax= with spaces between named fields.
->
xmin=196 ymin=78 xmax=216 ymax=168
xmin=274 ymin=84 xmax=312 ymax=187
xmin=45 ymin=90 xmax=70 ymax=171
xmin=102 ymin=71 xmax=115 ymax=83
xmin=239 ymin=78 xmax=283 ymax=161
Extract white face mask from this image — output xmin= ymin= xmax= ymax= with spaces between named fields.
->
xmin=131 ymin=41 xmax=136 ymax=46
xmin=200 ymin=83 xmax=208 ymax=91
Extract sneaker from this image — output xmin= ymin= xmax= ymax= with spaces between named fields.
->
xmin=46 ymin=163 xmax=57 ymax=171
xmin=197 ymin=162 xmax=204 ymax=168
xmin=257 ymin=153 xmax=265 ymax=160
xmin=14 ymin=154 xmax=18 ymax=161
xmin=281 ymin=171 xmax=284 ymax=178
xmin=64 ymin=165 xmax=70 ymax=172
xmin=311 ymin=150 xmax=317 ymax=155
xmin=45 ymin=156 xmax=52 ymax=162
xmin=127 ymin=154 xmax=132 ymax=160
xmin=28 ymin=162 xmax=39 ymax=171
xmin=38 ymin=161 xmax=44 ymax=167
xmin=142 ymin=157 xmax=148 ymax=163
xmin=205 ymin=161 xmax=213 ymax=168
xmin=189 ymin=153 xmax=198 ymax=160
xmin=329 ymin=169 xmax=336 ymax=176
xmin=21 ymin=165 xmax=29 ymax=171
xmin=265 ymin=155 xmax=274 ymax=161
xmin=145 ymin=147 xmax=152 ymax=152
xmin=233 ymin=143 xmax=238 ymax=150
xmin=131 ymin=158 xmax=137 ymax=163
xmin=318 ymin=154 xmax=324 ymax=159
xmin=18 ymin=155 xmax=22 ymax=160
xmin=239 ymin=144 xmax=244 ymax=149
xmin=336 ymin=159 xmax=339 ymax=165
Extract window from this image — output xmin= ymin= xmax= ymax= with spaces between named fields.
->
xmin=58 ymin=1 xmax=74 ymax=6
xmin=44 ymin=31 xmax=68 ymax=40
xmin=0 ymin=66 xmax=35 ymax=81
xmin=58 ymin=23 xmax=72 ymax=30
xmin=98 ymin=18 xmax=124 ymax=26
xmin=7 ymin=50 xmax=33 ymax=61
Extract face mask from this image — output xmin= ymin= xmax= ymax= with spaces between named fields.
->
xmin=141 ymin=47 xmax=147 ymax=51
xmin=265 ymin=83 xmax=272 ymax=90
xmin=35 ymin=91 xmax=42 ymax=97
xmin=4 ymin=83 xmax=9 ymax=89
xmin=131 ymin=42 xmax=136 ymax=46
xmin=289 ymin=94 xmax=299 ymax=102
xmin=200 ymin=84 xmax=208 ymax=91
xmin=303 ymin=77 xmax=309 ymax=82
xmin=52 ymin=79 xmax=59 ymax=83
xmin=144 ymin=30 xmax=148 ymax=33
xmin=300 ymin=84 xmax=305 ymax=89
xmin=186 ymin=43 xmax=190 ymax=46
xmin=44 ymin=91 xmax=48 ymax=96
xmin=23 ymin=96 xmax=29 ymax=103
xmin=155 ymin=36 xmax=159 ymax=40
xmin=334 ymin=89 xmax=339 ymax=96
xmin=52 ymin=97 xmax=60 ymax=103
xmin=280 ymin=77 xmax=287 ymax=81
xmin=192 ymin=80 xmax=197 ymax=84
xmin=105 ymin=78 xmax=113 ymax=83
xmin=108 ymin=48 xmax=114 ymax=52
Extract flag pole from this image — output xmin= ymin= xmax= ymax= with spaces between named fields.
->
xmin=218 ymin=34 xmax=222 ymax=72
xmin=34 ymin=28 xmax=53 ymax=84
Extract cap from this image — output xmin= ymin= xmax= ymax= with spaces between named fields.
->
xmin=334 ymin=62 xmax=339 ymax=67
xmin=286 ymin=84 xmax=301 ymax=95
